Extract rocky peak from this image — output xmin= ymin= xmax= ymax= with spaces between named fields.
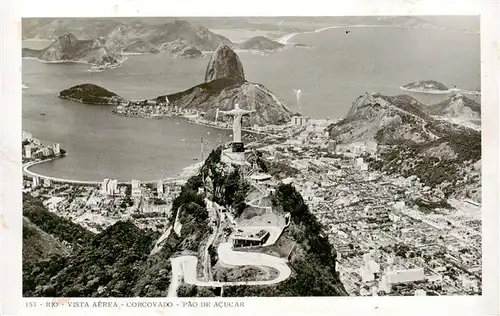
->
xmin=58 ymin=33 xmax=78 ymax=46
xmin=204 ymin=45 xmax=245 ymax=83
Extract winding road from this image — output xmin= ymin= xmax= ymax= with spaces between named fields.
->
xmin=167 ymin=242 xmax=291 ymax=297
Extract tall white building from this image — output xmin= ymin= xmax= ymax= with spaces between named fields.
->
xmin=107 ymin=179 xmax=118 ymax=196
xmin=101 ymin=179 xmax=110 ymax=194
xmin=157 ymin=180 xmax=164 ymax=195
xmin=41 ymin=148 xmax=51 ymax=157
xmin=52 ymin=143 xmax=61 ymax=155
xmin=32 ymin=176 xmax=40 ymax=188
xmin=25 ymin=145 xmax=32 ymax=159
xmin=131 ymin=179 xmax=141 ymax=197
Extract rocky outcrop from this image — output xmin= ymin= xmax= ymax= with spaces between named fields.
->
xmin=59 ymin=83 xmax=126 ymax=105
xmin=204 ymin=45 xmax=245 ymax=83
xmin=22 ymin=33 xmax=124 ymax=69
xmin=328 ymin=93 xmax=436 ymax=145
xmin=239 ymin=36 xmax=285 ymax=51
xmin=157 ymin=40 xmax=204 ymax=59
xmin=427 ymin=93 xmax=481 ymax=121
xmin=157 ymin=45 xmax=292 ymax=126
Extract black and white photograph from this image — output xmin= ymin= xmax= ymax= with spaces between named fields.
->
xmin=17 ymin=14 xmax=484 ymax=300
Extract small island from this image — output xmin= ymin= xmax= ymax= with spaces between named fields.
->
xmin=401 ymin=80 xmax=450 ymax=93
xmin=59 ymin=84 xmax=126 ymax=105
xmin=293 ymin=43 xmax=310 ymax=48
xmin=239 ymin=36 xmax=285 ymax=51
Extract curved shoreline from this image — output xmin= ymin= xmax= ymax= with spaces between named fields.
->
xmin=23 ymin=157 xmax=180 ymax=185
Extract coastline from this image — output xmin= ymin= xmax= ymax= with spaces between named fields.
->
xmin=276 ymin=24 xmax=476 ymax=45
xmin=277 ymin=24 xmax=405 ymax=45
xmin=22 ymin=56 xmax=127 ymax=71
xmin=399 ymin=86 xmax=481 ymax=96
xmin=58 ymin=95 xmax=119 ymax=106
xmin=111 ymin=110 xmax=268 ymax=136
xmin=23 ymin=156 xmax=182 ymax=185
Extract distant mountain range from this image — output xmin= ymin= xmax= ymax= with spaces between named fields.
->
xmin=22 ymin=16 xmax=479 ymax=41
xmin=22 ymin=20 xmax=232 ymax=59
xmin=22 ymin=33 xmax=124 ymax=70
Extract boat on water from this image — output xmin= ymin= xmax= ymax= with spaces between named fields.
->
xmin=40 ymin=113 xmax=46 ymax=116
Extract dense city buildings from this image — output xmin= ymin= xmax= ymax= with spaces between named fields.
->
xmin=21 ymin=111 xmax=482 ymax=296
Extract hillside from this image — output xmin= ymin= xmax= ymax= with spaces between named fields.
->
xmin=327 ymin=93 xmax=481 ymax=200
xmin=22 ymin=147 xmax=347 ymax=298
xmin=239 ymin=36 xmax=285 ymax=51
xmin=173 ymin=147 xmax=347 ymax=297
xmin=59 ymin=84 xmax=126 ymax=105
xmin=328 ymin=93 xmax=436 ymax=145
xmin=427 ymin=93 xmax=481 ymax=121
xmin=22 ymin=33 xmax=124 ymax=69
xmin=22 ymin=186 xmax=210 ymax=297
xmin=23 ymin=217 xmax=72 ymax=264
xmin=157 ymin=45 xmax=292 ymax=126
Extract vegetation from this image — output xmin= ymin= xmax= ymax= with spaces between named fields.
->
xmin=22 ymin=180 xmax=211 ymax=298
xmin=23 ymin=194 xmax=93 ymax=248
xmin=23 ymin=215 xmax=162 ymax=297
xmin=402 ymin=80 xmax=449 ymax=91
xmin=59 ymin=84 xmax=121 ymax=105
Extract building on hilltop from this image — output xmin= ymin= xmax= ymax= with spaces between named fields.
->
xmin=231 ymin=229 xmax=270 ymax=248
xmin=249 ymin=173 xmax=272 ymax=183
